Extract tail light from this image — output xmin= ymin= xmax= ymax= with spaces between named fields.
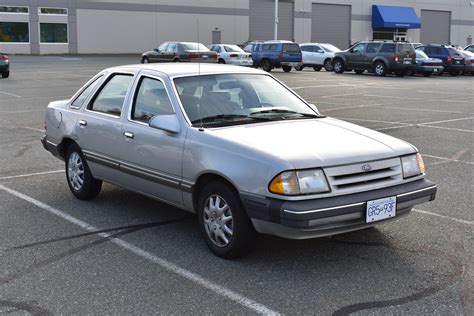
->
xmin=447 ymin=55 xmax=452 ymax=63
xmin=0 ymin=54 xmax=8 ymax=61
xmin=470 ymin=59 xmax=474 ymax=63
xmin=393 ymin=52 xmax=399 ymax=62
xmin=188 ymin=53 xmax=198 ymax=59
xmin=229 ymin=54 xmax=238 ymax=58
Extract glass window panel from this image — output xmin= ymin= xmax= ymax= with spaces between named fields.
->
xmin=39 ymin=8 xmax=68 ymax=15
xmin=89 ymin=74 xmax=134 ymax=117
xmin=40 ymin=23 xmax=68 ymax=43
xmin=0 ymin=6 xmax=28 ymax=13
xmin=0 ymin=22 xmax=29 ymax=42
xmin=132 ymin=77 xmax=174 ymax=123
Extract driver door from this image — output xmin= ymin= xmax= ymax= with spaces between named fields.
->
xmin=346 ymin=43 xmax=366 ymax=69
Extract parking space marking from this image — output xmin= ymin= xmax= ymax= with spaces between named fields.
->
xmin=0 ymin=95 xmax=72 ymax=103
xmin=422 ymin=154 xmax=474 ymax=165
xmin=375 ymin=124 xmax=474 ymax=133
xmin=413 ymin=209 xmax=473 ymax=226
xmin=0 ymin=184 xmax=280 ymax=316
xmin=0 ymin=90 xmax=22 ymax=98
xmin=0 ymin=170 xmax=64 ymax=181
xmin=418 ymin=116 xmax=474 ymax=126
xmin=369 ymin=105 xmax=472 ymax=115
xmin=20 ymin=127 xmax=45 ymax=133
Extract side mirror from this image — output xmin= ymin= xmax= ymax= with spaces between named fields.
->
xmin=154 ymin=48 xmax=159 ymax=52
xmin=317 ymin=49 xmax=324 ymax=53
xmin=308 ymin=103 xmax=319 ymax=113
xmin=149 ymin=115 xmax=181 ymax=134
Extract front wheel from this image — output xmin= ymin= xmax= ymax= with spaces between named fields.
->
xmin=65 ymin=144 xmax=102 ymax=200
xmin=324 ymin=59 xmax=333 ymax=71
xmin=294 ymin=64 xmax=304 ymax=71
xmin=261 ymin=60 xmax=272 ymax=72
xmin=282 ymin=65 xmax=292 ymax=72
xmin=197 ymin=181 xmax=256 ymax=259
xmin=333 ymin=59 xmax=345 ymax=74
xmin=141 ymin=56 xmax=149 ymax=64
xmin=218 ymin=59 xmax=226 ymax=64
xmin=313 ymin=66 xmax=322 ymax=71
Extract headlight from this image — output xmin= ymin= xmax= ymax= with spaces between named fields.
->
xmin=269 ymin=169 xmax=330 ymax=195
xmin=401 ymin=153 xmax=425 ymax=178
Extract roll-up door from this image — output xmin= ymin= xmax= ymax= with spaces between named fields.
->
xmin=311 ymin=4 xmax=351 ymax=50
xmin=249 ymin=0 xmax=294 ymax=41
xmin=420 ymin=10 xmax=451 ymax=44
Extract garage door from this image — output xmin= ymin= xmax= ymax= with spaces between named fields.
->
xmin=420 ymin=10 xmax=451 ymax=44
xmin=311 ymin=4 xmax=351 ymax=50
xmin=249 ymin=0 xmax=294 ymax=41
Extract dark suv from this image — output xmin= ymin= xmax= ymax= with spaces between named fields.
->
xmin=332 ymin=41 xmax=416 ymax=77
xmin=0 ymin=52 xmax=9 ymax=78
xmin=415 ymin=45 xmax=465 ymax=76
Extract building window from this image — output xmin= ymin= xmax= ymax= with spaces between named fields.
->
xmin=40 ymin=23 xmax=68 ymax=43
xmin=38 ymin=8 xmax=68 ymax=15
xmin=373 ymin=28 xmax=407 ymax=41
xmin=0 ymin=6 xmax=29 ymax=14
xmin=0 ymin=22 xmax=29 ymax=42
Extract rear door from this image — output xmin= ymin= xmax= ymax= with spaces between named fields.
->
xmin=281 ymin=43 xmax=302 ymax=63
xmin=364 ymin=43 xmax=382 ymax=68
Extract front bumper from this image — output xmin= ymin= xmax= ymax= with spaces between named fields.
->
xmin=241 ymin=179 xmax=437 ymax=239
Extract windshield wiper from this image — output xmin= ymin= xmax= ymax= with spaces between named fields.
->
xmin=250 ymin=108 xmax=323 ymax=118
xmin=191 ymin=114 xmax=270 ymax=125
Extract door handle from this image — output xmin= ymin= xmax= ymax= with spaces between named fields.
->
xmin=124 ymin=131 xmax=134 ymax=139
xmin=79 ymin=120 xmax=87 ymax=126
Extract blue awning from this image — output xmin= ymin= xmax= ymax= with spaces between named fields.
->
xmin=372 ymin=5 xmax=421 ymax=29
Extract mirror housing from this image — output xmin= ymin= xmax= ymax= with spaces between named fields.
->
xmin=149 ymin=115 xmax=181 ymax=134
xmin=154 ymin=48 xmax=159 ymax=52
xmin=317 ymin=49 xmax=324 ymax=53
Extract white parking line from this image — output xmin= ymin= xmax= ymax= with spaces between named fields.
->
xmin=422 ymin=154 xmax=474 ymax=165
xmin=418 ymin=116 xmax=474 ymax=126
xmin=0 ymin=170 xmax=64 ymax=181
xmin=0 ymin=184 xmax=280 ymax=316
xmin=413 ymin=209 xmax=473 ymax=226
xmin=20 ymin=126 xmax=45 ymax=133
xmin=0 ymin=90 xmax=22 ymax=98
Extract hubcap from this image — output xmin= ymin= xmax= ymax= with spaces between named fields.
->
xmin=375 ymin=64 xmax=384 ymax=75
xmin=334 ymin=62 xmax=341 ymax=72
xmin=203 ymin=195 xmax=234 ymax=247
xmin=325 ymin=61 xmax=333 ymax=70
xmin=68 ymin=152 xmax=85 ymax=191
xmin=143 ymin=58 xmax=149 ymax=63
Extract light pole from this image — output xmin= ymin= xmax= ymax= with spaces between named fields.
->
xmin=274 ymin=0 xmax=279 ymax=40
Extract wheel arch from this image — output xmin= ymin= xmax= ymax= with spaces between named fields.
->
xmin=58 ymin=137 xmax=79 ymax=160
xmin=192 ymin=172 xmax=241 ymax=212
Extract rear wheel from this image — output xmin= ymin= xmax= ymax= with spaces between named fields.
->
xmin=197 ymin=181 xmax=256 ymax=259
xmin=354 ymin=69 xmax=364 ymax=74
xmin=324 ymin=59 xmax=333 ymax=71
xmin=218 ymin=58 xmax=226 ymax=64
xmin=333 ymin=59 xmax=345 ymax=74
xmin=282 ymin=65 xmax=292 ymax=72
xmin=1 ymin=71 xmax=9 ymax=78
xmin=262 ymin=59 xmax=272 ymax=72
xmin=449 ymin=71 xmax=458 ymax=77
xmin=294 ymin=64 xmax=304 ymax=71
xmin=173 ymin=58 xmax=181 ymax=62
xmin=65 ymin=144 xmax=102 ymax=200
xmin=141 ymin=56 xmax=149 ymax=64
xmin=313 ymin=66 xmax=322 ymax=71
xmin=373 ymin=61 xmax=387 ymax=77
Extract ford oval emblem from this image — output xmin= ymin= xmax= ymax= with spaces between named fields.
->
xmin=362 ymin=164 xmax=371 ymax=171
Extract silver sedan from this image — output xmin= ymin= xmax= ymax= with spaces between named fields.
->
xmin=42 ymin=63 xmax=437 ymax=258
xmin=208 ymin=44 xmax=254 ymax=66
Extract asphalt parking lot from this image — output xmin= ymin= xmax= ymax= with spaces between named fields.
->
xmin=0 ymin=55 xmax=472 ymax=315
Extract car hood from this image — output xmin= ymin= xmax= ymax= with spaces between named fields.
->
xmin=208 ymin=117 xmax=416 ymax=169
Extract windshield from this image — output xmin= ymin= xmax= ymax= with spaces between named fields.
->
xmin=321 ymin=44 xmax=341 ymax=53
xmin=181 ymin=43 xmax=209 ymax=51
xmin=223 ymin=45 xmax=244 ymax=53
xmin=416 ymin=51 xmax=429 ymax=59
xmin=174 ymin=74 xmax=319 ymax=126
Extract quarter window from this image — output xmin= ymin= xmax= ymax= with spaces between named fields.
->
xmin=0 ymin=22 xmax=29 ymax=42
xmin=39 ymin=8 xmax=68 ymax=15
xmin=40 ymin=23 xmax=68 ymax=43
xmin=71 ymin=76 xmax=103 ymax=108
xmin=132 ymin=77 xmax=174 ymax=123
xmin=89 ymin=74 xmax=134 ymax=117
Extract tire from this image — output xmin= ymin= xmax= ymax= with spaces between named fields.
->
xmin=141 ymin=56 xmax=149 ymax=64
xmin=333 ymin=59 xmax=345 ymax=74
xmin=218 ymin=59 xmax=226 ymax=64
xmin=197 ymin=181 xmax=256 ymax=259
xmin=449 ymin=71 xmax=458 ymax=77
xmin=423 ymin=72 xmax=432 ymax=77
xmin=261 ymin=59 xmax=272 ymax=72
xmin=65 ymin=144 xmax=102 ymax=200
xmin=373 ymin=61 xmax=387 ymax=77
xmin=173 ymin=58 xmax=181 ymax=62
xmin=294 ymin=64 xmax=304 ymax=71
xmin=395 ymin=71 xmax=406 ymax=77
xmin=1 ymin=71 xmax=9 ymax=78
xmin=282 ymin=65 xmax=292 ymax=73
xmin=313 ymin=66 xmax=322 ymax=71
xmin=354 ymin=69 xmax=364 ymax=74
xmin=324 ymin=59 xmax=333 ymax=71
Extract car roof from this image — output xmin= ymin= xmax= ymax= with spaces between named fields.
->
xmin=105 ymin=63 xmax=265 ymax=77
xmin=263 ymin=40 xmax=295 ymax=44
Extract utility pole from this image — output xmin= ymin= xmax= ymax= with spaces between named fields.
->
xmin=274 ymin=0 xmax=279 ymax=40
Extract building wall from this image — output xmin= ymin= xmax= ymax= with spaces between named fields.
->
xmin=0 ymin=0 xmax=473 ymax=54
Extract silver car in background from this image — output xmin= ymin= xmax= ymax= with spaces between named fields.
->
xmin=41 ymin=64 xmax=437 ymax=259
xmin=208 ymin=44 xmax=253 ymax=66
xmin=296 ymin=43 xmax=341 ymax=71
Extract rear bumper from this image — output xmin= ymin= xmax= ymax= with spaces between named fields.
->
xmin=41 ymin=135 xmax=63 ymax=160
xmin=416 ymin=65 xmax=444 ymax=73
xmin=389 ymin=63 xmax=416 ymax=71
xmin=241 ymin=179 xmax=436 ymax=239
xmin=444 ymin=64 xmax=464 ymax=72
xmin=279 ymin=61 xmax=302 ymax=67
xmin=226 ymin=59 xmax=254 ymax=66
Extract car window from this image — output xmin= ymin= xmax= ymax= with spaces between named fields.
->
xmin=379 ymin=44 xmax=395 ymax=53
xmin=282 ymin=44 xmax=300 ymax=52
xmin=321 ymin=44 xmax=340 ymax=53
xmin=398 ymin=44 xmax=414 ymax=53
xmin=366 ymin=43 xmax=381 ymax=53
xmin=158 ymin=42 xmax=168 ymax=51
xmin=89 ymin=74 xmax=133 ymax=117
xmin=166 ymin=43 xmax=176 ymax=52
xmin=416 ymin=50 xmax=429 ymax=59
xmin=269 ymin=44 xmax=278 ymax=51
xmin=174 ymin=74 xmax=315 ymax=124
xmin=131 ymin=77 xmax=174 ymax=123
xmin=351 ymin=43 xmax=366 ymax=53
xmin=243 ymin=44 xmax=253 ymax=52
xmin=223 ymin=45 xmax=243 ymax=53
xmin=313 ymin=45 xmax=322 ymax=52
xmin=300 ymin=46 xmax=311 ymax=52
xmin=181 ymin=43 xmax=209 ymax=51
xmin=262 ymin=44 xmax=270 ymax=51
xmin=448 ymin=48 xmax=462 ymax=56
xmin=424 ymin=47 xmax=440 ymax=55
xmin=71 ymin=75 xmax=103 ymax=108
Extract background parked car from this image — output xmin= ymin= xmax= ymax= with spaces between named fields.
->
xmin=296 ymin=43 xmax=341 ymax=71
xmin=460 ymin=50 xmax=474 ymax=75
xmin=332 ymin=41 xmax=416 ymax=77
xmin=411 ymin=50 xmax=444 ymax=76
xmin=465 ymin=44 xmax=474 ymax=53
xmin=247 ymin=40 xmax=302 ymax=72
xmin=141 ymin=42 xmax=217 ymax=63
xmin=416 ymin=45 xmax=465 ymax=76
xmin=239 ymin=40 xmax=264 ymax=49
xmin=208 ymin=44 xmax=253 ymax=66
xmin=0 ymin=52 xmax=9 ymax=78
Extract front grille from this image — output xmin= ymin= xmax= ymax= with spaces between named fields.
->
xmin=324 ymin=158 xmax=403 ymax=194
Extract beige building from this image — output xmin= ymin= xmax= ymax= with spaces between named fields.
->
xmin=0 ymin=0 xmax=473 ymax=54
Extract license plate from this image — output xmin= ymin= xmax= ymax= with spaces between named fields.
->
xmin=202 ymin=55 xmax=208 ymax=59
xmin=404 ymin=59 xmax=411 ymax=64
xmin=455 ymin=61 xmax=460 ymax=64
xmin=366 ymin=196 xmax=396 ymax=223
xmin=286 ymin=63 xmax=298 ymax=66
